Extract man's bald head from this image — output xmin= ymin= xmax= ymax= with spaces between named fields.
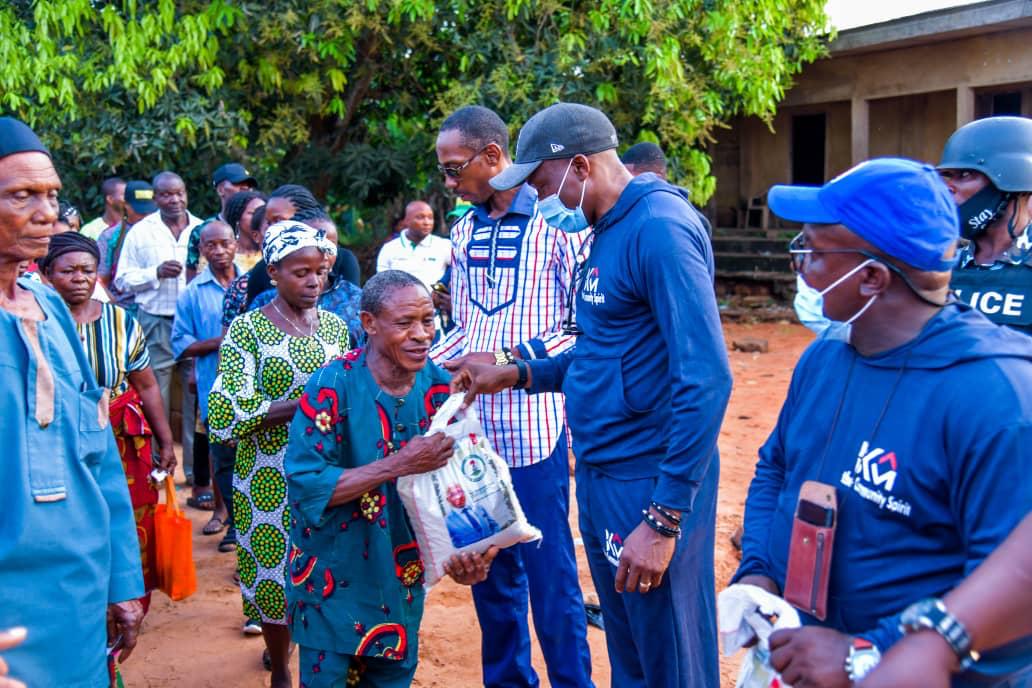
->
xmin=200 ymin=220 xmax=234 ymax=243
xmin=152 ymin=171 xmax=187 ymax=222
xmin=199 ymin=219 xmax=236 ymax=272
xmin=622 ymin=142 xmax=667 ymax=179
xmin=401 ymin=200 xmax=434 ymax=242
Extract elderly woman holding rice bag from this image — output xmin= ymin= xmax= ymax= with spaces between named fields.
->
xmin=38 ymin=231 xmax=176 ymax=615
xmin=284 ymin=269 xmax=497 ymax=688
xmin=207 ymin=220 xmax=350 ymax=688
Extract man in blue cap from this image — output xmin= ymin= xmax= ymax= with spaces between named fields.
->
xmin=731 ymin=158 xmax=1032 ymax=687
xmin=449 ymin=102 xmax=732 ymax=688
xmin=97 ymin=179 xmax=158 ymax=310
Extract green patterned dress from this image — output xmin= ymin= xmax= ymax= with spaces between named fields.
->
xmin=208 ymin=308 xmax=349 ymax=624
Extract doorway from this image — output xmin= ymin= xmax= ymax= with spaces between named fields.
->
xmin=791 ymin=113 xmax=827 ymax=186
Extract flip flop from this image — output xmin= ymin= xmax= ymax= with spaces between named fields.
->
xmin=202 ymin=516 xmax=226 ymax=535
xmin=187 ymin=493 xmax=215 ymax=511
xmin=218 ymin=531 xmax=238 ymax=552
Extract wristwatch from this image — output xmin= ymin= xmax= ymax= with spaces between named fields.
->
xmin=493 ymin=348 xmax=516 ymax=367
xmin=844 ymin=637 xmax=881 ymax=681
xmin=900 ymin=597 xmax=980 ymax=670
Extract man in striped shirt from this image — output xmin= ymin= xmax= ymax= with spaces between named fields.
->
xmin=432 ymin=106 xmax=593 ymax=688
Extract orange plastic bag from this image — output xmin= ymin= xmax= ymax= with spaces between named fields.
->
xmin=154 ymin=478 xmax=197 ymax=601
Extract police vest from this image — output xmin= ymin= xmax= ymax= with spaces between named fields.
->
xmin=950 ymin=264 xmax=1032 ymax=334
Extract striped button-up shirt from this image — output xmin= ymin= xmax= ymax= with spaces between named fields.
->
xmin=430 ymin=183 xmax=587 ymax=468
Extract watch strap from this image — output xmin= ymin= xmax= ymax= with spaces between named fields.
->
xmin=900 ymin=598 xmax=980 ymax=669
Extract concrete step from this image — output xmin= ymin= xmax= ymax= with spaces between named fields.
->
xmin=715 ymin=251 xmax=793 ymax=274
xmin=711 ymin=236 xmax=789 ymax=254
xmin=716 ymin=269 xmax=796 ymax=284
xmin=712 ymin=226 xmax=797 ymax=239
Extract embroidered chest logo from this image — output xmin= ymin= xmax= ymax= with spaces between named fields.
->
xmin=839 ymin=441 xmax=912 ymax=517
xmin=603 ymin=529 xmax=623 ymax=567
xmin=582 ymin=266 xmax=606 ymax=305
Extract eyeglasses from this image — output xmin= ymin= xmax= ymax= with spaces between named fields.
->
xmin=788 ymin=232 xmax=945 ymax=305
xmin=437 ymin=146 xmax=488 ymax=179
xmin=788 ymin=232 xmax=877 ymax=273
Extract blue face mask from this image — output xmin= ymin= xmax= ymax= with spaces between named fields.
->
xmin=539 ymin=158 xmax=589 ymax=233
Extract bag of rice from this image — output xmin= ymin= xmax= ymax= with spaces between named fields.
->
xmin=397 ymin=393 xmax=541 ymax=586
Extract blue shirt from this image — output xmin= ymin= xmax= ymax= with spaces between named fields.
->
xmin=0 ymin=278 xmax=143 ymax=688
xmin=172 ymin=266 xmax=237 ymax=420
xmin=528 ymin=175 xmax=731 ymax=511
xmin=733 ymin=304 xmax=1032 ymax=681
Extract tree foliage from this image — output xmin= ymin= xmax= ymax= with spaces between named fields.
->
xmin=1 ymin=0 xmax=831 ymax=241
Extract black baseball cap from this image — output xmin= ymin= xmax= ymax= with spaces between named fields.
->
xmin=212 ymin=162 xmax=257 ymax=187
xmin=124 ymin=180 xmax=157 ymax=215
xmin=490 ymin=103 xmax=619 ymax=191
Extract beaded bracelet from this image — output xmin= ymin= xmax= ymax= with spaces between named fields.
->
xmin=641 ymin=509 xmax=680 ymax=538
xmin=650 ymin=501 xmax=682 ymax=526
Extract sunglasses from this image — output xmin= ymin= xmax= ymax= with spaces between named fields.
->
xmin=437 ymin=146 xmax=488 ymax=179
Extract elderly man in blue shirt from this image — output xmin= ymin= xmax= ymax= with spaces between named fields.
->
xmin=172 ymin=220 xmax=239 ymax=547
xmin=0 ymin=118 xmax=145 ymax=687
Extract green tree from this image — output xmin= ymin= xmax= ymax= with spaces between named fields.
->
xmin=1 ymin=0 xmax=831 ymax=240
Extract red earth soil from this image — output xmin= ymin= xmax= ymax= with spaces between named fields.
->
xmin=120 ymin=321 xmax=814 ymax=688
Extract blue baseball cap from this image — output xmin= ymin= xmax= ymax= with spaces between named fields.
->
xmin=768 ymin=158 xmax=959 ymax=272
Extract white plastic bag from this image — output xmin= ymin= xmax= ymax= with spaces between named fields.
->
xmin=718 ymin=584 xmax=802 ymax=688
xmin=397 ymin=393 xmax=542 ymax=586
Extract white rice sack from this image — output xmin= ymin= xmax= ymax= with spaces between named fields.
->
xmin=397 ymin=393 xmax=542 ymax=586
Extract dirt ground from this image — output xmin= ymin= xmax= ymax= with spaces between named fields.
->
xmin=121 ymin=321 xmax=814 ymax=688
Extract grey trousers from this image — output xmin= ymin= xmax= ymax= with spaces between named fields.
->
xmin=138 ymin=310 xmax=195 ymax=477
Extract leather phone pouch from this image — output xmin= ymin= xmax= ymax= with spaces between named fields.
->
xmin=784 ymin=480 xmax=837 ymax=621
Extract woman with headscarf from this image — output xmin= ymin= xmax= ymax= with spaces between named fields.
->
xmin=249 ymin=215 xmax=364 ymax=346
xmin=37 ymin=231 xmax=176 ymax=614
xmin=208 ymin=220 xmax=351 ymax=688
xmin=245 ymin=184 xmax=362 ymax=308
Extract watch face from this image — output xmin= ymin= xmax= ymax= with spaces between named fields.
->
xmin=851 ymin=650 xmax=881 ymax=678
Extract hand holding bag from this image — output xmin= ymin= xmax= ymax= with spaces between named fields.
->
xmin=397 ymin=393 xmax=542 ymax=586
xmin=154 ymin=478 xmax=197 ymax=601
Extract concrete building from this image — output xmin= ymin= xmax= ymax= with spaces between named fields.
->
xmin=711 ymin=0 xmax=1032 ymax=231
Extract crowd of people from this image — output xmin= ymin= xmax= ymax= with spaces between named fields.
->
xmin=0 ymin=100 xmax=1029 ymax=688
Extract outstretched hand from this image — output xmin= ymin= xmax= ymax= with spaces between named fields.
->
xmin=445 ymin=361 xmax=519 ymax=409
xmin=443 ymin=546 xmax=500 ymax=586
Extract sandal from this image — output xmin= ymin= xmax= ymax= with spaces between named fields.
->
xmin=202 ymin=516 xmax=226 ymax=536
xmin=186 ymin=493 xmax=215 ymax=511
xmin=218 ymin=531 xmax=238 ymax=552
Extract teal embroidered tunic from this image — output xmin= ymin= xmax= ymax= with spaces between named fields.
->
xmin=284 ymin=348 xmax=451 ymax=660
xmin=0 ymin=279 xmax=143 ymax=687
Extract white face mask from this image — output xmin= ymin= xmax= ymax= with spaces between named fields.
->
xmin=815 ymin=258 xmax=879 ymax=327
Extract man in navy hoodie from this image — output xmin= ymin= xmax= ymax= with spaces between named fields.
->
xmin=451 ymin=103 xmax=733 ymax=687
xmin=732 ymin=158 xmax=1032 ymax=687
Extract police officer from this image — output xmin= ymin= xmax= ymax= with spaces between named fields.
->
xmin=938 ymin=116 xmax=1032 ymax=334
